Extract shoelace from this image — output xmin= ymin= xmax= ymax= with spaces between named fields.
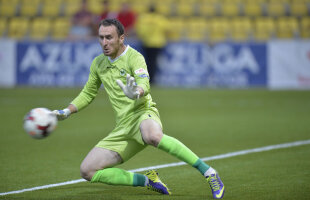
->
xmin=209 ymin=176 xmax=220 ymax=191
xmin=145 ymin=170 xmax=158 ymax=182
xmin=146 ymin=170 xmax=168 ymax=194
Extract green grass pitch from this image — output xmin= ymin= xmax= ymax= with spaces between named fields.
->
xmin=0 ymin=88 xmax=309 ymax=200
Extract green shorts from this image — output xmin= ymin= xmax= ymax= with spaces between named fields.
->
xmin=96 ymin=108 xmax=162 ymax=162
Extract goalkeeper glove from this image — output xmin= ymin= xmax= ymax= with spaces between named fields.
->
xmin=116 ymin=74 xmax=141 ymax=100
xmin=52 ymin=108 xmax=71 ymax=121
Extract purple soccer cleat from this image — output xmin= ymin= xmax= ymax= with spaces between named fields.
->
xmin=206 ymin=172 xmax=225 ymax=199
xmin=144 ymin=170 xmax=171 ymax=195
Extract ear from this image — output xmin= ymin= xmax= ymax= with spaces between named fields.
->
xmin=119 ymin=34 xmax=125 ymax=44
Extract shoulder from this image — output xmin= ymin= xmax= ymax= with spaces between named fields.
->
xmin=90 ymin=54 xmax=109 ymax=74
xmin=91 ymin=54 xmax=110 ymax=69
xmin=93 ymin=54 xmax=107 ymax=66
xmin=127 ymin=46 xmax=144 ymax=60
xmin=126 ymin=46 xmax=147 ymax=70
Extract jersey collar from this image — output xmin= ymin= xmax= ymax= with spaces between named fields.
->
xmin=108 ymin=45 xmax=130 ymax=63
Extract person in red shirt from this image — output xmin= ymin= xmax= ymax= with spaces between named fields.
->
xmin=117 ymin=2 xmax=136 ymax=37
xmin=100 ymin=0 xmax=117 ymax=20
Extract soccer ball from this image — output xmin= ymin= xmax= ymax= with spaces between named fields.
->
xmin=23 ymin=108 xmax=57 ymax=139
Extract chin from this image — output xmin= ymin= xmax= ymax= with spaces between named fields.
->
xmin=103 ymin=52 xmax=111 ymax=56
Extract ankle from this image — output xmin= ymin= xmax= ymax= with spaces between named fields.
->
xmin=204 ymin=167 xmax=216 ymax=177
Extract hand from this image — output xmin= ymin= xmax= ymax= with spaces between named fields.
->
xmin=116 ymin=74 xmax=141 ymax=100
xmin=52 ymin=108 xmax=71 ymax=121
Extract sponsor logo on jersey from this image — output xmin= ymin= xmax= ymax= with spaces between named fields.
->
xmin=135 ymin=68 xmax=146 ymax=74
xmin=138 ymin=74 xmax=149 ymax=79
xmin=120 ymin=69 xmax=126 ymax=76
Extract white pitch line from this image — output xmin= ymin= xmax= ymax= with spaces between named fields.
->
xmin=1 ymin=139 xmax=310 ymax=196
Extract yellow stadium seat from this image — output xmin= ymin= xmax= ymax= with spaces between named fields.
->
xmin=30 ymin=18 xmax=51 ymax=40
xmin=41 ymin=0 xmax=63 ymax=17
xmin=8 ymin=17 xmax=30 ymax=39
xmin=222 ymin=0 xmax=243 ymax=4
xmin=209 ymin=17 xmax=230 ymax=43
xmin=231 ymin=17 xmax=253 ymax=41
xmin=221 ymin=3 xmax=240 ymax=16
xmin=196 ymin=0 xmax=218 ymax=4
xmin=109 ymin=1 xmax=121 ymax=12
xmin=0 ymin=18 xmax=7 ymax=36
xmin=0 ymin=0 xmax=19 ymax=17
xmin=254 ymin=17 xmax=276 ymax=41
xmin=276 ymin=17 xmax=299 ymax=38
xmin=87 ymin=0 xmax=103 ymax=15
xmin=154 ymin=3 xmax=172 ymax=16
xmin=268 ymin=0 xmax=290 ymax=3
xmin=198 ymin=3 xmax=218 ymax=17
xmin=131 ymin=1 xmax=149 ymax=14
xmin=290 ymin=2 xmax=308 ymax=16
xmin=51 ymin=17 xmax=71 ymax=40
xmin=291 ymin=0 xmax=309 ymax=2
xmin=167 ymin=17 xmax=186 ymax=41
xmin=20 ymin=0 xmax=41 ymax=17
xmin=130 ymin=0 xmax=150 ymax=15
xmin=301 ymin=17 xmax=310 ymax=38
xmin=186 ymin=17 xmax=207 ymax=41
xmin=63 ymin=0 xmax=82 ymax=16
xmin=175 ymin=1 xmax=195 ymax=16
xmin=243 ymin=2 xmax=263 ymax=17
xmin=267 ymin=3 xmax=286 ymax=17
xmin=243 ymin=0 xmax=267 ymax=4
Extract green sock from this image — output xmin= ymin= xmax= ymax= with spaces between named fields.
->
xmin=158 ymin=134 xmax=210 ymax=175
xmin=91 ymin=168 xmax=146 ymax=187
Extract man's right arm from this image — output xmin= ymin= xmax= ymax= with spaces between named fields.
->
xmin=54 ymin=57 xmax=102 ymax=120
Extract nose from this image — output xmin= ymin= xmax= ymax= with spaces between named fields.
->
xmin=102 ymin=38 xmax=108 ymax=46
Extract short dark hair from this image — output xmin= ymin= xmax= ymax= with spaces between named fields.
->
xmin=99 ymin=19 xmax=125 ymax=37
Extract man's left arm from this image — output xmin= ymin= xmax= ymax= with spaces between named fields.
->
xmin=116 ymin=53 xmax=150 ymax=100
xmin=130 ymin=53 xmax=150 ymax=96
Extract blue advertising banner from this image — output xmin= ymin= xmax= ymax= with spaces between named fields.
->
xmin=156 ymin=42 xmax=267 ymax=87
xmin=16 ymin=40 xmax=266 ymax=87
xmin=16 ymin=40 xmax=142 ymax=86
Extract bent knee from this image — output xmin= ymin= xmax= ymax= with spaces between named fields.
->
xmin=143 ymin=132 xmax=163 ymax=147
xmin=140 ymin=119 xmax=163 ymax=146
xmin=80 ymin=163 xmax=96 ymax=181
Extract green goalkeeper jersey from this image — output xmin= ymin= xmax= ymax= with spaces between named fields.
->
xmin=71 ymin=45 xmax=157 ymax=124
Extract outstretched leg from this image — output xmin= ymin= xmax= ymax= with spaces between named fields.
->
xmin=80 ymin=146 xmax=171 ymax=195
xmin=140 ymin=119 xmax=225 ymax=199
xmin=80 ymin=147 xmax=145 ymax=186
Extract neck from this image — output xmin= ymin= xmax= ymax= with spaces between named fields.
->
xmin=110 ymin=44 xmax=126 ymax=60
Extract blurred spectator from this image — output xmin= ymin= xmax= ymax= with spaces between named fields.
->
xmin=99 ymin=0 xmax=117 ymax=20
xmin=69 ymin=0 xmax=95 ymax=40
xmin=117 ymin=2 xmax=136 ymax=37
xmin=136 ymin=5 xmax=169 ymax=84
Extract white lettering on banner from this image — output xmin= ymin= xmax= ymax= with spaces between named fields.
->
xmin=42 ymin=44 xmax=61 ymax=72
xmin=237 ymin=47 xmax=259 ymax=73
xmin=20 ymin=45 xmax=43 ymax=72
xmin=19 ymin=43 xmax=101 ymax=74
xmin=29 ymin=73 xmax=54 ymax=85
xmin=28 ymin=73 xmax=81 ymax=86
xmin=159 ymin=44 xmax=259 ymax=73
xmin=158 ymin=43 xmax=260 ymax=86
xmin=75 ymin=43 xmax=100 ymax=70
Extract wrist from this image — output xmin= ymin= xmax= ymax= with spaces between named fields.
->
xmin=137 ymin=86 xmax=144 ymax=98
xmin=63 ymin=108 xmax=71 ymax=116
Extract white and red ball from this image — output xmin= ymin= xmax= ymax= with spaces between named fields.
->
xmin=23 ymin=108 xmax=57 ymax=139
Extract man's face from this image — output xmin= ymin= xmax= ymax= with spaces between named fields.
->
xmin=98 ymin=25 xmax=124 ymax=59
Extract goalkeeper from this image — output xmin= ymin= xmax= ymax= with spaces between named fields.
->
xmin=54 ymin=19 xmax=224 ymax=199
